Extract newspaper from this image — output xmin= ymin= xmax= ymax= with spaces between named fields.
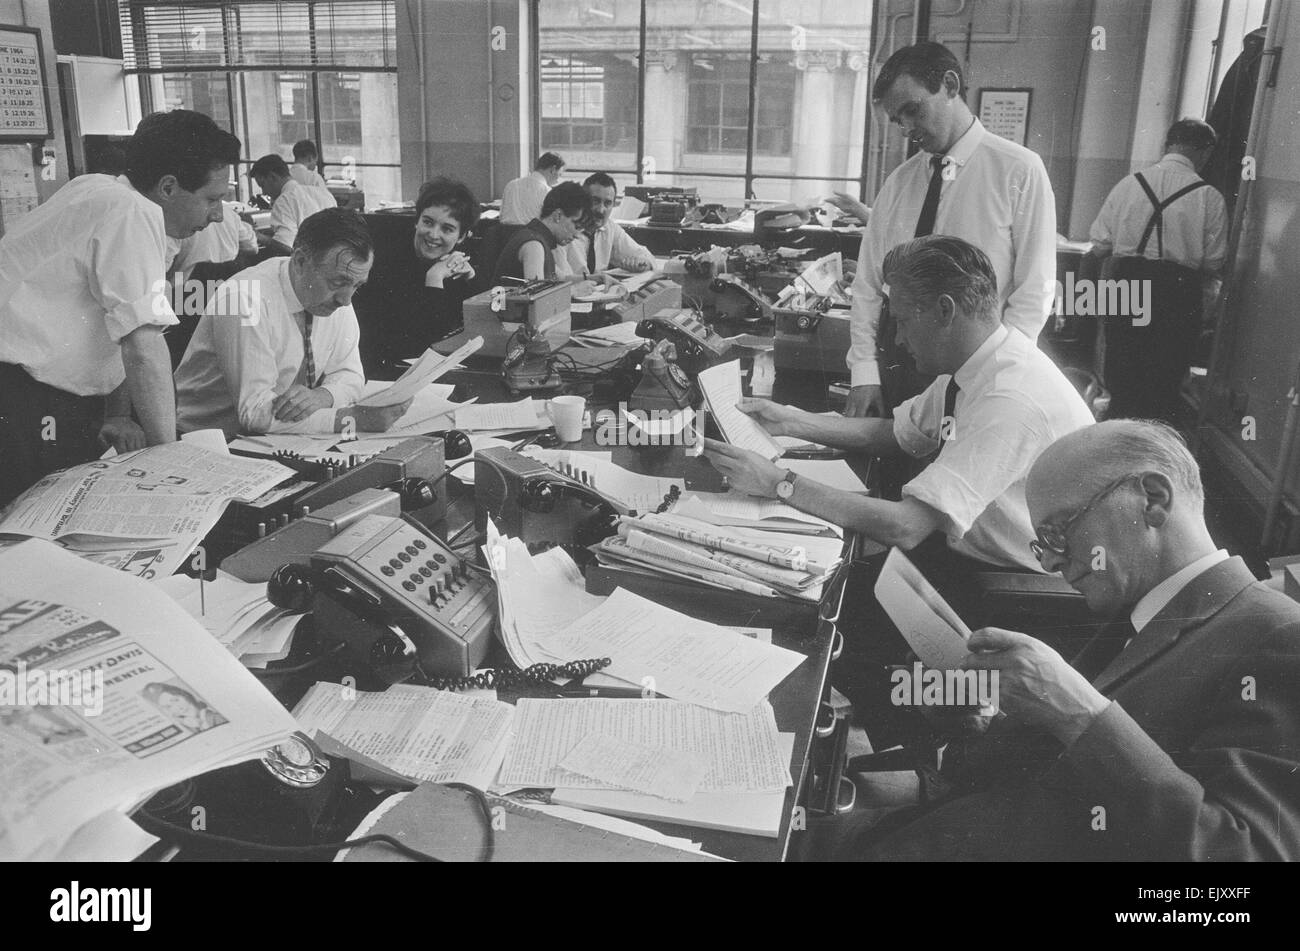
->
xmin=0 ymin=443 xmax=292 ymax=582
xmin=0 ymin=539 xmax=299 ymax=861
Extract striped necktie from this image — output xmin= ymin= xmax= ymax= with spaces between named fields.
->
xmin=298 ymin=311 xmax=317 ymax=387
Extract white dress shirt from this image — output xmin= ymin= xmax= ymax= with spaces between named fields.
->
xmin=1130 ymin=549 xmax=1230 ymax=634
xmin=848 ymin=118 xmax=1057 ymax=386
xmin=174 ymin=257 xmax=363 ymax=437
xmin=169 ymin=202 xmax=257 ymax=277
xmin=894 ymin=324 xmax=1095 ymax=569
xmin=289 ymin=164 xmax=328 ymax=190
xmin=269 ymin=179 xmax=338 ymax=248
xmin=0 ymin=174 xmax=176 ymax=396
xmin=554 ymin=218 xmax=655 ymax=277
xmin=499 ymin=171 xmax=550 ymax=225
xmin=1089 ymin=153 xmax=1227 ymax=273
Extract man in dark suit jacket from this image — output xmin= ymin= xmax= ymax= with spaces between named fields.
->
xmin=840 ymin=419 xmax=1300 ymax=861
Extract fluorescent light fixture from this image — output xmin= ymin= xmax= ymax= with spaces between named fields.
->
xmin=586 ymin=6 xmax=614 ymax=19
xmin=718 ymin=0 xmax=751 ymax=13
xmin=682 ymin=32 xmax=716 ymax=46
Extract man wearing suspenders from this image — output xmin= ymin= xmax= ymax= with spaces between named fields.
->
xmin=1087 ymin=119 xmax=1227 ymax=422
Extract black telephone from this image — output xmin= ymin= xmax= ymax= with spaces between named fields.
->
xmin=630 ymin=339 xmax=695 ymax=413
xmin=707 ymin=273 xmax=774 ymax=325
xmin=268 ymin=513 xmax=496 ymax=686
xmin=635 ymin=307 xmax=732 ymax=375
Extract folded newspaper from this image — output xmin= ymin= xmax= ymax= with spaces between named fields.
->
xmin=0 ymin=442 xmax=292 ymax=581
xmin=0 ymin=540 xmax=299 ymax=861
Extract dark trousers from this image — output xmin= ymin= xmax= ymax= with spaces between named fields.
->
xmin=0 ymin=363 xmax=105 ymax=508
xmin=1102 ymin=257 xmax=1203 ymax=423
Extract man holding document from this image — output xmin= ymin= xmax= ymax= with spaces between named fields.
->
xmin=832 ymin=421 xmax=1300 ymax=861
xmin=705 ymin=235 xmax=1093 ymax=572
xmin=175 ymin=208 xmax=410 ymax=438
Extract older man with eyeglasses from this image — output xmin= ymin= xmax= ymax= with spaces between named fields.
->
xmin=829 ymin=419 xmax=1300 ymax=861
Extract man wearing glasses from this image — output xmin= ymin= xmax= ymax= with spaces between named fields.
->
xmin=837 ymin=419 xmax=1300 ymax=860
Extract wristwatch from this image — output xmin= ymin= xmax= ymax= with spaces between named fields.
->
xmin=775 ymin=470 xmax=798 ymax=500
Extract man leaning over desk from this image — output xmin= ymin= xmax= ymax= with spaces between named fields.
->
xmin=174 ymin=207 xmax=410 ymax=439
xmin=554 ymin=172 xmax=655 ymax=283
xmin=706 ymin=235 xmax=1093 ymax=575
xmin=0 ymin=109 xmax=239 ymax=507
xmin=829 ymin=420 xmax=1300 ymax=861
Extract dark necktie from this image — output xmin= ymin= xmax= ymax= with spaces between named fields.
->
xmin=299 ymin=312 xmax=317 ymax=387
xmin=586 ymin=232 xmax=597 ymax=275
xmin=914 ymin=155 xmax=945 ymax=237
xmin=938 ymin=376 xmax=960 ymax=451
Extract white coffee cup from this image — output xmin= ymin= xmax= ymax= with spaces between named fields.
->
xmin=547 ymin=395 xmax=586 ymax=443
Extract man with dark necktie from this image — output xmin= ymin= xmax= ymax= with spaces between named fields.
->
xmin=174 ymin=208 xmax=409 ymax=438
xmin=844 ymin=41 xmax=1057 ymax=419
xmin=829 ymin=419 xmax=1300 ymax=861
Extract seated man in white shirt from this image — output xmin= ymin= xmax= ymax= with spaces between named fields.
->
xmin=289 ymin=139 xmax=329 ymax=190
xmin=250 ymin=154 xmax=337 ymax=255
xmin=175 ymin=207 xmax=410 ymax=439
xmin=706 ymin=234 xmax=1094 ymax=573
xmin=499 ymin=151 xmax=565 ymax=225
xmin=554 ymin=172 xmax=655 ymax=281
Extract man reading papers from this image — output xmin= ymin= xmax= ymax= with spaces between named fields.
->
xmin=175 ymin=208 xmax=410 ymax=438
xmin=705 ymin=235 xmax=1093 ymax=572
xmin=831 ymin=421 xmax=1300 ymax=861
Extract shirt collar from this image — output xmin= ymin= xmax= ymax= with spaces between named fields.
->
xmin=1130 ymin=549 xmax=1230 ymax=633
xmin=953 ymin=323 xmax=1008 ymax=390
xmin=935 ymin=116 xmax=986 ymax=169
xmin=1160 ymin=152 xmax=1196 ymax=172
xmin=275 ymin=257 xmax=303 ymax=313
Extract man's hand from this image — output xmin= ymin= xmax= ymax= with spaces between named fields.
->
xmin=702 ymin=437 xmax=784 ymax=498
xmin=826 ymin=191 xmax=870 ymax=225
xmin=335 ymin=399 xmax=413 ymax=433
xmin=97 ymin=416 xmax=147 ymax=454
xmin=845 ymin=384 xmax=885 ymax=418
xmin=273 ymin=384 xmax=334 ymax=422
xmin=623 ymin=259 xmax=653 ymax=273
xmin=735 ymin=397 xmax=803 ymax=437
xmin=962 ymin=627 xmax=1111 ymax=747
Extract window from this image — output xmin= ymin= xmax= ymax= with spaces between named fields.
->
xmin=536 ymin=0 xmax=873 ymax=203
xmin=119 ymin=1 xmax=401 ymax=204
xmin=686 ymin=57 xmax=792 ymax=155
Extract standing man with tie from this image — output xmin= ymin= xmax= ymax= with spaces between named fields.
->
xmin=174 ymin=208 xmax=409 ymax=438
xmin=705 ymin=236 xmax=1092 ymax=571
xmin=845 ymin=41 xmax=1057 ymax=419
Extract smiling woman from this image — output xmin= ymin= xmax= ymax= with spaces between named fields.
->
xmin=355 ymin=177 xmax=481 ymax=376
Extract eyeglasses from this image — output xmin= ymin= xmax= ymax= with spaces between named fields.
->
xmin=1030 ymin=472 xmax=1143 ymax=561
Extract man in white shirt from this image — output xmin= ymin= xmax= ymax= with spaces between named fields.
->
xmin=499 ymin=152 xmax=565 ymax=225
xmin=845 ymin=42 xmax=1056 ymax=418
xmin=555 ymin=172 xmax=655 ymax=280
xmin=706 ymin=235 xmax=1093 ymax=572
xmin=175 ymin=207 xmax=409 ymax=439
xmin=289 ymin=139 xmax=329 ymax=190
xmin=250 ymin=154 xmax=337 ymax=255
xmin=1087 ymin=118 xmax=1227 ymax=421
xmin=837 ymin=420 xmax=1300 ymax=861
xmin=0 ymin=109 xmax=239 ymax=506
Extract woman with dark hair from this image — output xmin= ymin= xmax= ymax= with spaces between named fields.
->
xmin=357 ymin=177 xmax=481 ymax=376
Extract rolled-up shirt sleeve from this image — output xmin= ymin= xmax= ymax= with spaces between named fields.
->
xmin=88 ymin=206 xmax=178 ymax=342
xmin=900 ymin=394 xmax=1047 ymax=539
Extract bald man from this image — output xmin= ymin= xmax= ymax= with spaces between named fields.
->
xmin=825 ymin=420 xmax=1300 ymax=861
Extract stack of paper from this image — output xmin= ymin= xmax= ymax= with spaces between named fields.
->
xmin=293 ymin=681 xmax=515 ymax=792
xmin=0 ymin=540 xmax=299 ymax=861
xmin=0 ymin=443 xmax=292 ymax=582
xmin=671 ymin=491 xmax=843 ymax=537
xmin=497 ymin=698 xmax=793 ymax=836
xmin=593 ymin=511 xmax=843 ymax=602
xmin=156 ymin=570 xmax=304 ymax=668
xmin=697 ymin=360 xmax=784 ymax=462
xmin=358 ymin=337 xmax=482 ymax=407
xmin=455 ymin=399 xmax=547 ymax=432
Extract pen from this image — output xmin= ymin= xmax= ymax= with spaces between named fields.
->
xmin=557 ymin=686 xmax=660 ymax=699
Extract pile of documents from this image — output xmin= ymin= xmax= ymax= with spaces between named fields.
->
xmin=592 ymin=510 xmax=844 ymax=602
xmin=0 ymin=442 xmax=291 ymax=582
xmin=670 ymin=491 xmax=842 ymax=537
xmin=157 ymin=570 xmax=304 ymax=669
xmin=0 ymin=540 xmax=299 ymax=861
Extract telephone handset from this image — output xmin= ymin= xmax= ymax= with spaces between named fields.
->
xmin=268 ymin=513 xmax=496 ymax=685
